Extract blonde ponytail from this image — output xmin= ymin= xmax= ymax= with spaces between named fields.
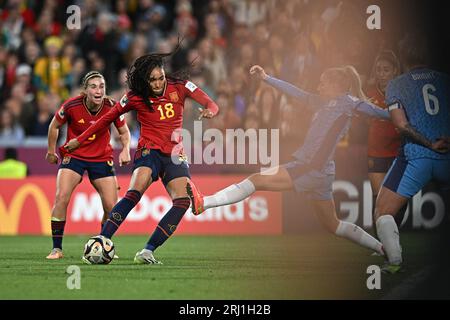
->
xmin=324 ymin=65 xmax=368 ymax=101
xmin=342 ymin=65 xmax=367 ymax=100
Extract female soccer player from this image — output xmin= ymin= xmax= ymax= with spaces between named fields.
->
xmin=65 ymin=52 xmax=219 ymax=264
xmin=366 ymin=51 xmax=402 ymax=226
xmin=46 ymin=71 xmax=131 ymax=259
xmin=187 ymin=64 xmax=390 ymax=256
xmin=374 ymin=36 xmax=450 ymax=273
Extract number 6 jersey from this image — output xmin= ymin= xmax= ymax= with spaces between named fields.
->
xmin=386 ymin=68 xmax=450 ymax=160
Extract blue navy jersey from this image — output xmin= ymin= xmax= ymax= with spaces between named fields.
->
xmin=266 ymin=76 xmax=389 ymax=174
xmin=386 ymin=68 xmax=450 ymax=160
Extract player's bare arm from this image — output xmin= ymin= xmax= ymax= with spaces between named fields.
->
xmin=117 ymin=124 xmax=131 ymax=166
xmin=390 ymin=107 xmax=449 ymax=153
xmin=46 ymin=116 xmax=62 ymax=164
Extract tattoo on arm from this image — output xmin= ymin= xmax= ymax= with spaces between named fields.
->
xmin=400 ymin=124 xmax=432 ymax=149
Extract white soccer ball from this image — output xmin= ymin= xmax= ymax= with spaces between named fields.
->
xmin=83 ymin=235 xmax=115 ymax=264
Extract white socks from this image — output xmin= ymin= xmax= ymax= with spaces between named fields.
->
xmin=335 ymin=221 xmax=384 ymax=255
xmin=376 ymin=215 xmax=402 ymax=265
xmin=203 ymin=179 xmax=256 ymax=210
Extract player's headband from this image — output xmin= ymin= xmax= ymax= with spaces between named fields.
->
xmin=82 ymin=71 xmax=105 ymax=88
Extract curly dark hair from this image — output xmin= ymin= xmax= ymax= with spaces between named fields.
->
xmin=126 ymin=40 xmax=188 ymax=109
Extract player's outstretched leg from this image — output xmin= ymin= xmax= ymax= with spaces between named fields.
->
xmin=187 ymin=179 xmax=255 ymax=215
xmin=187 ymin=166 xmax=293 ymax=215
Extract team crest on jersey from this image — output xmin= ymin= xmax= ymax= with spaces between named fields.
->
xmin=62 ymin=156 xmax=71 ymax=164
xmin=185 ymin=81 xmax=197 ymax=93
xmin=142 ymin=148 xmax=150 ymax=156
xmin=119 ymin=95 xmax=128 ymax=108
xmin=169 ymin=91 xmax=179 ymax=102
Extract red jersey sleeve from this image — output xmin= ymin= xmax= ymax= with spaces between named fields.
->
xmin=183 ymin=81 xmax=219 ymax=115
xmin=55 ymin=102 xmax=70 ymax=125
xmin=77 ymin=92 xmax=135 ymax=144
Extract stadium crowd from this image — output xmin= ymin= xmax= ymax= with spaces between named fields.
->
xmin=0 ymin=0 xmax=404 ymax=161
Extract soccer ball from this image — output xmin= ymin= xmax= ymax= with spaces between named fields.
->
xmin=82 ymin=235 xmax=115 ymax=264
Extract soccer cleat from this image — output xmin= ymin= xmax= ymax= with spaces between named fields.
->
xmin=46 ymin=248 xmax=64 ymax=260
xmin=186 ymin=181 xmax=205 ymax=215
xmin=134 ymin=249 xmax=162 ymax=265
xmin=381 ymin=262 xmax=403 ymax=274
xmin=113 ymin=254 xmax=119 ymax=259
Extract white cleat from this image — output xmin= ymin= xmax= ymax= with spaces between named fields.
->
xmin=134 ymin=249 xmax=162 ymax=265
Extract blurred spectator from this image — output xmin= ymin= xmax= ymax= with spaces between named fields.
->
xmin=0 ymin=147 xmax=28 ymax=178
xmin=22 ymin=41 xmax=41 ymax=68
xmin=29 ymin=93 xmax=58 ymax=136
xmin=34 ymin=36 xmax=71 ymax=100
xmin=197 ymin=37 xmax=227 ymax=88
xmin=33 ymin=8 xmax=62 ymax=42
xmin=0 ymin=108 xmax=25 ymax=146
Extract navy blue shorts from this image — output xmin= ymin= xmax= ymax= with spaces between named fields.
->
xmin=368 ymin=156 xmax=396 ymax=173
xmin=132 ymin=148 xmax=191 ymax=186
xmin=59 ymin=156 xmax=116 ymax=180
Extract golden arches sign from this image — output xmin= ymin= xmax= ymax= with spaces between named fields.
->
xmin=0 ymin=184 xmax=52 ymax=235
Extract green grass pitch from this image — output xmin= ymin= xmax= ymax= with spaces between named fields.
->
xmin=0 ymin=232 xmax=446 ymax=299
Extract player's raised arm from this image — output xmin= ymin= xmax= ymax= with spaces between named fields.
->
xmin=184 ymin=81 xmax=219 ymax=119
xmin=250 ymin=65 xmax=319 ymax=106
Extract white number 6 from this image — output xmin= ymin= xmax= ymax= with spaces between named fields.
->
xmin=422 ymin=84 xmax=439 ymax=115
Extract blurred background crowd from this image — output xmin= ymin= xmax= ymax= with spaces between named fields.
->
xmin=0 ymin=0 xmax=426 ymax=163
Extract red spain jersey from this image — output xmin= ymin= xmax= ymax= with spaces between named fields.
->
xmin=55 ymin=95 xmax=126 ymax=162
xmin=76 ymin=79 xmax=219 ymax=155
xmin=366 ymin=86 xmax=401 ymax=158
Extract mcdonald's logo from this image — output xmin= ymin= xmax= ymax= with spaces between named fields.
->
xmin=0 ymin=184 xmax=52 ymax=235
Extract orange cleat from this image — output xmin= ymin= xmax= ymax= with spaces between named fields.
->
xmin=46 ymin=248 xmax=64 ymax=260
xmin=186 ymin=181 xmax=205 ymax=215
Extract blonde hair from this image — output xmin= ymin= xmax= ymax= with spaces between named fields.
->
xmin=323 ymin=65 xmax=367 ymax=100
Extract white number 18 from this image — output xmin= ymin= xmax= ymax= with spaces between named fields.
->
xmin=422 ymin=84 xmax=439 ymax=115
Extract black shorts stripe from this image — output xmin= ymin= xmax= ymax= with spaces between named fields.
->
xmin=383 ymin=156 xmax=408 ymax=192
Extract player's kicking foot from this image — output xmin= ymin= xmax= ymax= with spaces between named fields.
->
xmin=134 ymin=249 xmax=162 ymax=265
xmin=381 ymin=262 xmax=403 ymax=274
xmin=113 ymin=254 xmax=119 ymax=259
xmin=186 ymin=181 xmax=205 ymax=215
xmin=46 ymin=248 xmax=63 ymax=259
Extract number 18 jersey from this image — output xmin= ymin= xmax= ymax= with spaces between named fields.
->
xmin=386 ymin=67 xmax=450 ymax=160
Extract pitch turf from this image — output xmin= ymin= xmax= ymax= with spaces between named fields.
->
xmin=0 ymin=232 xmax=447 ymax=299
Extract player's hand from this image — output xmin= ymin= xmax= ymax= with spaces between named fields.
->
xmin=431 ymin=138 xmax=450 ymax=154
xmin=64 ymin=139 xmax=80 ymax=152
xmin=198 ymin=108 xmax=215 ymax=120
xmin=119 ymin=149 xmax=131 ymax=167
xmin=249 ymin=65 xmax=268 ymax=80
xmin=45 ymin=152 xmax=59 ymax=164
